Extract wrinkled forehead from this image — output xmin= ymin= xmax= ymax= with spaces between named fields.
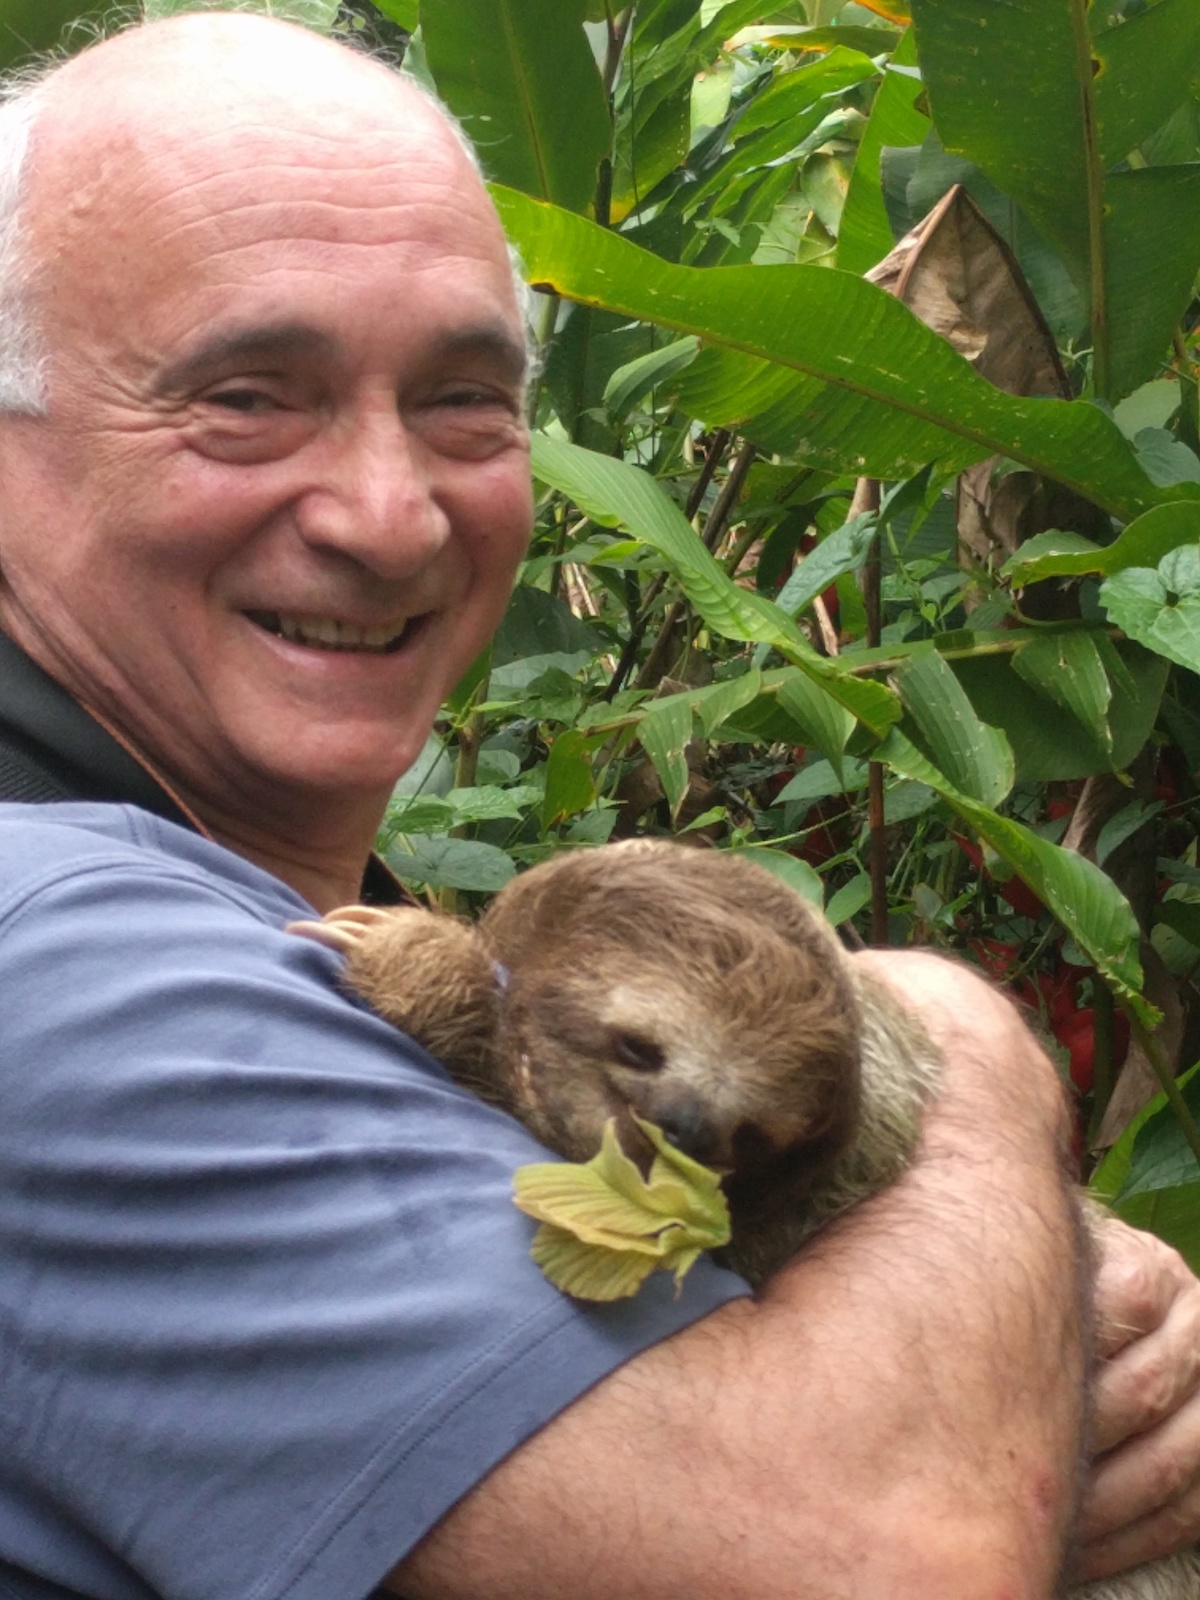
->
xmin=22 ymin=31 xmax=515 ymax=354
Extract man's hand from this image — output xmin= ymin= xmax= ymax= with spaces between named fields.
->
xmin=1077 ymin=1216 xmax=1200 ymax=1580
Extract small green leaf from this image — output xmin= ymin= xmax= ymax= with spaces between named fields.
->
xmin=1157 ymin=900 xmax=1200 ymax=950
xmin=542 ymin=729 xmax=601 ymax=830
xmin=1090 ymin=1064 xmax=1200 ymax=1272
xmin=839 ymin=28 xmax=928 ymax=275
xmin=639 ymin=697 xmax=693 ymax=818
xmin=446 ymin=785 xmax=541 ymax=824
xmin=603 ymin=338 xmax=700 ymax=419
xmin=727 ymin=24 xmax=901 ymax=55
xmin=1012 ymin=630 xmax=1113 ymax=758
xmin=826 ymin=873 xmax=872 ymax=927
xmin=735 ymin=847 xmax=824 ymax=907
xmin=385 ymin=836 xmax=516 ymax=892
xmin=777 ymin=756 xmax=869 ymax=807
xmin=1100 ymin=545 xmax=1200 ymax=675
xmin=772 ymin=512 xmax=878 ymax=622
xmin=892 ymin=649 xmax=1014 ymax=808
xmin=513 ymin=1119 xmax=732 ymax=1300
xmin=382 ymin=796 xmax=456 ymax=835
xmin=1095 ymin=800 xmax=1160 ymax=867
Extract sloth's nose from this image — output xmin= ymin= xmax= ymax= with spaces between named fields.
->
xmin=654 ymin=1097 xmax=721 ymax=1165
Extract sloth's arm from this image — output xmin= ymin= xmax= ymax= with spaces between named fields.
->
xmin=389 ymin=951 xmax=1085 ymax=1600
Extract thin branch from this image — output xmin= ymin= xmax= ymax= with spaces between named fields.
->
xmin=812 ymin=592 xmax=840 ymax=656
xmin=700 ymin=440 xmax=756 ymax=552
xmin=1130 ymin=1020 xmax=1200 ymax=1172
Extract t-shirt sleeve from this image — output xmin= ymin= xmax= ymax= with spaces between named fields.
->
xmin=0 ymin=836 xmax=748 ymax=1600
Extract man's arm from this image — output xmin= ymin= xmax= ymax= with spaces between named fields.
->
xmin=1078 ymin=1215 xmax=1200 ymax=1580
xmin=391 ymin=953 xmax=1087 ymax=1600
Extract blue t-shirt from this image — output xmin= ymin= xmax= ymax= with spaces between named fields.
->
xmin=0 ymin=804 xmax=747 ymax=1600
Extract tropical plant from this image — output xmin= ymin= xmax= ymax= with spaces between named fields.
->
xmin=18 ymin=0 xmax=1200 ymax=1260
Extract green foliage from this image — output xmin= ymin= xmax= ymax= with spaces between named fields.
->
xmin=72 ymin=0 xmax=1200 ymax=1230
xmin=513 ymin=1117 xmax=732 ymax=1301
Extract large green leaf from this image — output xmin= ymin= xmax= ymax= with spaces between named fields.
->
xmin=369 ymin=0 xmax=419 ymax=25
xmin=838 ymin=28 xmax=928 ymax=274
xmin=529 ymin=432 xmax=900 ymax=732
xmin=909 ymin=0 xmax=1200 ymax=399
xmin=496 ymin=187 xmax=1175 ymax=521
xmin=0 ymin=0 xmax=108 ymax=68
xmin=1002 ymin=502 xmax=1200 ymax=587
xmin=892 ymin=649 xmax=1013 ymax=808
xmin=422 ymin=0 xmax=609 ymax=214
xmin=954 ymin=642 xmax=1167 ymax=783
xmin=878 ymin=731 xmax=1145 ymax=1007
xmin=1091 ymin=1065 xmax=1200 ymax=1272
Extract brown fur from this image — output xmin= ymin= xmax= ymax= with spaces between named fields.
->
xmin=325 ymin=840 xmax=936 ymax=1285
xmin=307 ymin=840 xmax=1200 ymax=1600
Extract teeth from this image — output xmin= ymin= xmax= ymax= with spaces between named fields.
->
xmin=247 ymin=612 xmax=415 ymax=653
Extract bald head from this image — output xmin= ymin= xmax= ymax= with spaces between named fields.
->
xmin=0 ymin=11 xmax=502 ymax=416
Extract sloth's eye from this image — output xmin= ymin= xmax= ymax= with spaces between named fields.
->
xmin=611 ymin=1031 xmax=666 ymax=1073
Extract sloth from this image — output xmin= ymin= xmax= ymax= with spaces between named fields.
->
xmin=292 ymin=838 xmax=1198 ymax=1600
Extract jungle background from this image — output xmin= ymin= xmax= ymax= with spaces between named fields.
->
xmin=6 ymin=0 xmax=1200 ymax=1258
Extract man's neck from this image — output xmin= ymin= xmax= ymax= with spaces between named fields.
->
xmin=210 ymin=824 xmax=371 ymax=912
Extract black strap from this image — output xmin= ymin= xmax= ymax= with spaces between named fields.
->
xmin=0 ymin=736 xmax=76 ymax=804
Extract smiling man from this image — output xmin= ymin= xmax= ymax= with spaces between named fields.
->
xmin=0 ymin=13 xmax=1198 ymax=1600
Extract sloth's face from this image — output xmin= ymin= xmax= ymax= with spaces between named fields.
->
xmin=504 ymin=958 xmax=863 ymax=1183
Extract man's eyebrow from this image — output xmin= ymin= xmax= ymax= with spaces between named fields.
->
xmin=154 ymin=320 xmax=529 ymax=393
xmin=431 ymin=322 xmax=530 ymax=382
xmin=155 ymin=324 xmax=338 ymax=394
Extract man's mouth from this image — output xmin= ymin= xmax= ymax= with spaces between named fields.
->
xmin=244 ymin=611 xmax=423 ymax=654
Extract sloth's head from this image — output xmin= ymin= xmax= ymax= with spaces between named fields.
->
xmin=482 ymin=841 xmax=863 ymax=1190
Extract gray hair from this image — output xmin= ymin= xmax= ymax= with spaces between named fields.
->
xmin=0 ymin=72 xmax=54 ymax=416
xmin=0 ymin=13 xmax=538 ymax=420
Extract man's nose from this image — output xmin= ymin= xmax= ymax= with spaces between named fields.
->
xmin=295 ymin=404 xmax=451 ymax=577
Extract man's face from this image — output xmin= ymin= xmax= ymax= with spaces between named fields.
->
xmin=0 ymin=83 xmax=533 ymax=822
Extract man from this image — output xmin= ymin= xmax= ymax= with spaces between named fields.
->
xmin=0 ymin=12 xmax=1195 ymax=1600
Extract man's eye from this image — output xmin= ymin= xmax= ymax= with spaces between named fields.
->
xmin=437 ymin=387 xmax=516 ymax=412
xmin=206 ymin=388 xmax=278 ymax=415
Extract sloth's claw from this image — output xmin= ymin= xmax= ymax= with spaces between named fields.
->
xmin=287 ymin=902 xmax=398 ymax=955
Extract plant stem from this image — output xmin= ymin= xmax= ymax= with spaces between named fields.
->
xmin=1088 ymin=979 xmax=1116 ymax=1145
xmin=860 ymin=478 xmax=887 ymax=944
xmin=1070 ymin=0 xmax=1109 ymax=398
xmin=1130 ymin=1015 xmax=1200 ymax=1172
xmin=700 ymin=440 xmax=755 ymax=552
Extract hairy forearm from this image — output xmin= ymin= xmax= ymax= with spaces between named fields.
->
xmin=393 ymin=954 xmax=1087 ymax=1600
